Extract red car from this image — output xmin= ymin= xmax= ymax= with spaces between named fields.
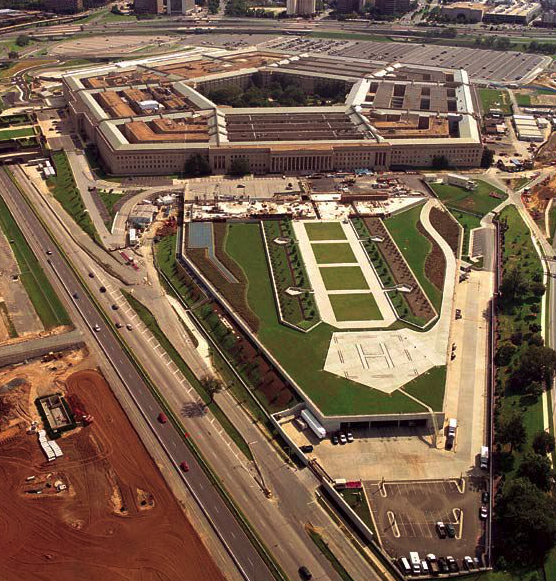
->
xmin=180 ymin=461 xmax=190 ymax=472
xmin=157 ymin=412 xmax=168 ymax=424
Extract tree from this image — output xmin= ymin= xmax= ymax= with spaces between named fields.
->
xmin=481 ymin=147 xmax=494 ymax=168
xmin=500 ymin=267 xmax=528 ymax=305
xmin=8 ymin=50 xmax=18 ymax=60
xmin=533 ymin=431 xmax=556 ymax=456
xmin=495 ymin=478 xmax=556 ymax=565
xmin=15 ymin=34 xmax=30 ymax=47
xmin=495 ymin=343 xmax=516 ymax=367
xmin=229 ymin=157 xmax=250 ymax=176
xmin=517 ymin=453 xmax=555 ymax=492
xmin=432 ymin=155 xmax=449 ymax=170
xmin=184 ymin=153 xmax=211 ymax=177
xmin=200 ymin=375 xmax=224 ymax=404
xmin=498 ymin=414 xmax=526 ymax=452
xmin=513 ymin=345 xmax=556 ymax=387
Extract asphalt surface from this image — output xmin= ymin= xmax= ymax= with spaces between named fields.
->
xmin=0 ymin=168 xmax=276 ymax=581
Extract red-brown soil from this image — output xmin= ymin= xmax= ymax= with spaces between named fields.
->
xmin=430 ymin=207 xmax=460 ymax=256
xmin=0 ymin=369 xmax=225 ymax=581
xmin=417 ymin=220 xmax=446 ymax=292
xmin=363 ymin=217 xmax=436 ymax=321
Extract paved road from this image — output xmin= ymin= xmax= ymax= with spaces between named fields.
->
xmin=11 ymin=164 xmax=386 ymax=581
xmin=0 ymin=168 xmax=276 ymax=581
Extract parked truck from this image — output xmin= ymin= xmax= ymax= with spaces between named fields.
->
xmin=446 ymin=418 xmax=457 ymax=449
xmin=480 ymin=446 xmax=489 ymax=470
xmin=300 ymin=409 xmax=326 ymax=440
xmin=444 ymin=173 xmax=476 ymax=190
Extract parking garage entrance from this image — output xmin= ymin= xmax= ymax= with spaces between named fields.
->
xmin=340 ymin=419 xmax=428 ymax=431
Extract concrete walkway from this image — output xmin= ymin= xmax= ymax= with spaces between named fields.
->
xmin=292 ymin=219 xmax=397 ymax=329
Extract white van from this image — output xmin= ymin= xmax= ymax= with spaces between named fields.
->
xmin=409 ymin=552 xmax=421 ymax=575
xmin=480 ymin=446 xmax=489 ymax=470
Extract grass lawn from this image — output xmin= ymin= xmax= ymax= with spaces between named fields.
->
xmin=385 ymin=205 xmax=441 ymax=312
xmin=497 ymin=205 xmax=544 ymax=478
xmin=548 ymin=203 xmax=556 ymax=244
xmin=338 ymin=489 xmax=375 ymax=534
xmin=98 ymin=190 xmax=122 ymax=228
xmin=312 ymin=243 xmax=356 ymax=264
xmin=0 ymin=126 xmax=34 ymax=140
xmin=478 ymin=88 xmax=512 ymax=115
xmin=449 ymin=210 xmax=482 ymax=257
xmin=121 ymin=290 xmax=253 ymax=462
xmin=320 ymin=266 xmax=369 ymax=290
xmin=48 ymin=152 xmax=101 ymax=244
xmin=0 ymin=191 xmax=70 ymax=330
xmin=305 ymin=222 xmax=346 ymax=241
xmin=431 ymin=179 xmax=507 ymax=217
xmin=306 ymin=527 xmax=355 ymax=581
xmin=225 ymin=223 xmax=426 ymax=416
xmin=402 ymin=366 xmax=446 ymax=411
xmin=515 ymin=93 xmax=531 ymax=107
xmin=329 ymin=293 xmax=382 ymax=321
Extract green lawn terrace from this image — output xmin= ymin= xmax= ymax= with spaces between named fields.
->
xmin=179 ymin=218 xmax=450 ymax=426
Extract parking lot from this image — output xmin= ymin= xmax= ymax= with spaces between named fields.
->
xmin=264 ymin=36 xmax=548 ymax=85
xmin=365 ymin=478 xmax=486 ymax=565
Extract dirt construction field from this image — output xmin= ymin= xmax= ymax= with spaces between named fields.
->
xmin=0 ymin=368 xmax=225 ymax=581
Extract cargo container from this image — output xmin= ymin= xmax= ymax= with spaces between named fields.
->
xmin=300 ymin=409 xmax=326 ymax=439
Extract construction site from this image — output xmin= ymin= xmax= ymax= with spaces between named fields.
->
xmin=0 ymin=347 xmax=225 ymax=581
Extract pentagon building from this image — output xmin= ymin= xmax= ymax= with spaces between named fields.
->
xmin=63 ymin=48 xmax=483 ymax=176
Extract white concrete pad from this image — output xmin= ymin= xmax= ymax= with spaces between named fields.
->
xmin=325 ymin=328 xmax=445 ymax=393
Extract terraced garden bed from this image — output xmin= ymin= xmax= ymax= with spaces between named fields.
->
xmin=263 ymin=220 xmax=319 ymax=331
xmin=357 ymin=215 xmax=436 ymax=324
xmin=429 ymin=207 xmax=460 ymax=256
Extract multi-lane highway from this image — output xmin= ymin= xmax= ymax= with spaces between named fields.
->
xmin=0 ymin=168 xmax=276 ymax=581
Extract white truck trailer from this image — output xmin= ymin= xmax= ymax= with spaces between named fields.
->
xmin=300 ymin=409 xmax=326 ymax=439
xmin=444 ymin=173 xmax=476 ymax=190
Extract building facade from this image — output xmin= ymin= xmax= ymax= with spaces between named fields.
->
xmin=134 ymin=0 xmax=164 ymax=14
xmin=44 ymin=0 xmax=83 ymax=13
xmin=374 ymin=0 xmax=410 ymax=15
xmin=287 ymin=0 xmax=317 ymax=15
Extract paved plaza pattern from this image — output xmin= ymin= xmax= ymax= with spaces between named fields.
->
xmin=293 ymin=219 xmax=396 ymax=329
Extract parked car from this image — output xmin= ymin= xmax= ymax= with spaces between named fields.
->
xmin=158 ymin=412 xmax=168 ymax=424
xmin=126 ymin=323 xmax=133 ymax=330
xmin=446 ymin=523 xmax=456 ymax=538
xmin=331 ymin=434 xmax=339 ymax=445
xmin=300 ymin=445 xmax=313 ymax=453
xmin=46 ymin=249 xmax=52 ymax=255
xmin=339 ymin=433 xmax=347 ymax=445
xmin=346 ymin=431 xmax=354 ymax=443
xmin=482 ymin=491 xmax=490 ymax=504
xmin=93 ymin=324 xmax=101 ymax=332
xmin=111 ymin=304 xmax=119 ymax=310
xmin=438 ymin=557 xmax=449 ymax=573
xmin=99 ymin=286 xmax=106 ymax=293
xmin=180 ymin=461 xmax=190 ymax=472
xmin=436 ymin=522 xmax=447 ymax=539
xmin=115 ymin=322 xmax=123 ymax=329
xmin=463 ymin=556 xmax=475 ymax=570
xmin=480 ymin=505 xmax=488 ymax=520
xmin=298 ymin=566 xmax=312 ymax=580
xmin=446 ymin=556 xmax=459 ymax=572
xmin=73 ymin=292 xmax=79 ymax=299
xmin=88 ymin=272 xmax=94 ymax=278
